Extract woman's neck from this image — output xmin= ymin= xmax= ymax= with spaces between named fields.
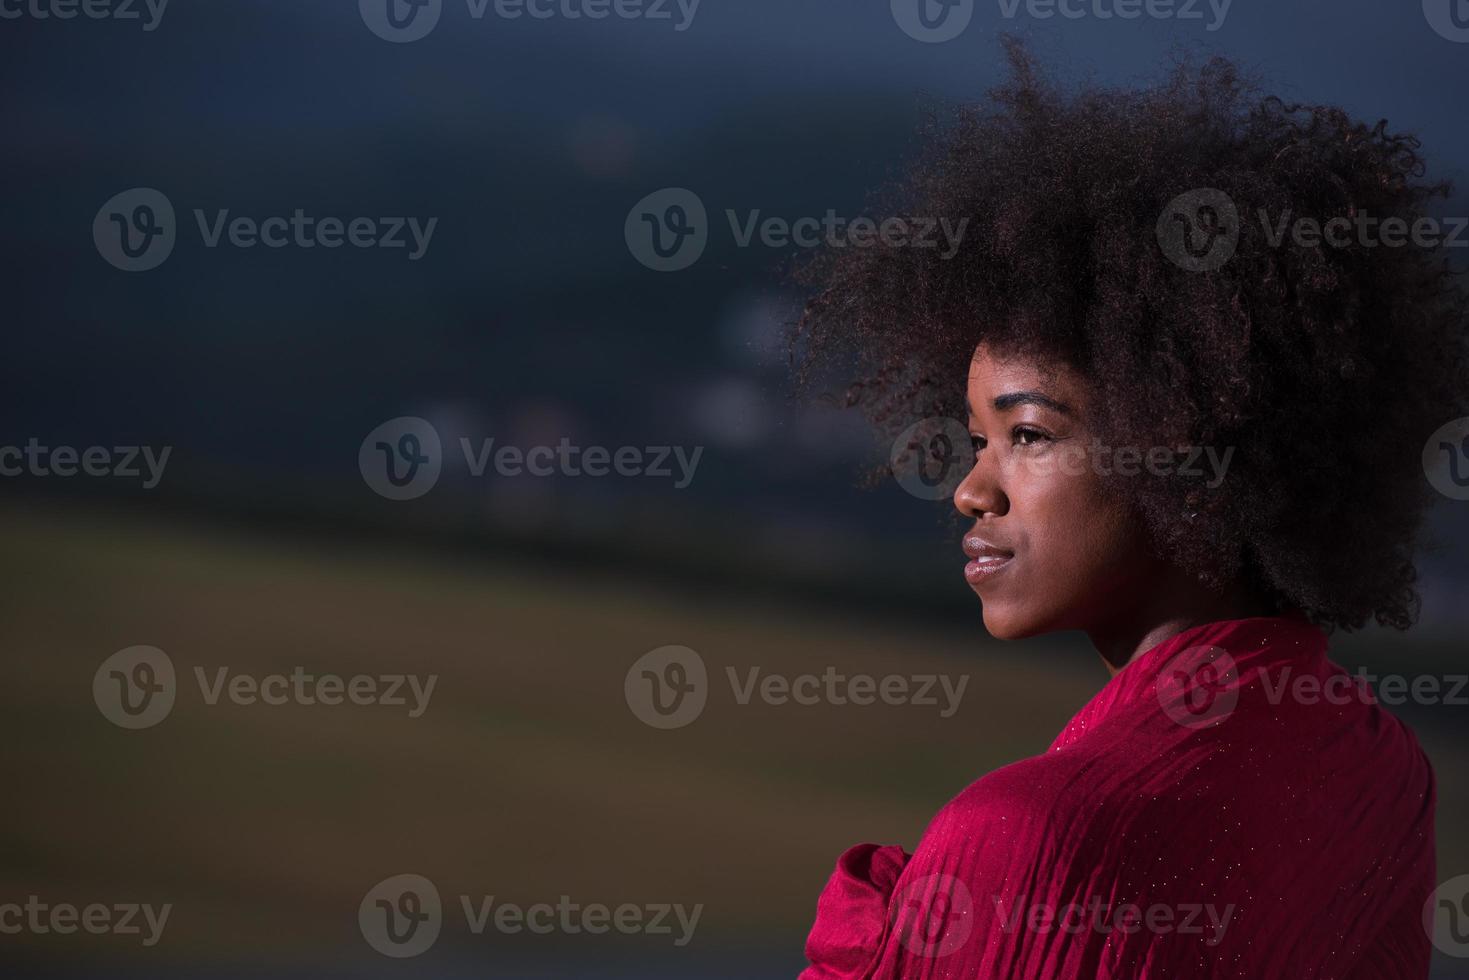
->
xmin=1086 ymin=582 xmax=1279 ymax=677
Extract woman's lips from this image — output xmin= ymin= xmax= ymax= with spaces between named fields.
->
xmin=964 ymin=554 xmax=1014 ymax=583
xmin=962 ymin=536 xmax=1014 ymax=585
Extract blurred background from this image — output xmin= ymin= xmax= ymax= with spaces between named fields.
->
xmin=2 ymin=0 xmax=1468 ymax=975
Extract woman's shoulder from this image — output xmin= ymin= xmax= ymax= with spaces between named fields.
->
xmin=919 ymin=738 xmax=1147 ymax=859
xmin=923 ymin=672 xmax=1436 ymax=869
xmin=800 ymin=686 xmax=1437 ymax=979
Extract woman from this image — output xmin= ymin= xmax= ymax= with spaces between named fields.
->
xmin=791 ymin=41 xmax=1468 ymax=979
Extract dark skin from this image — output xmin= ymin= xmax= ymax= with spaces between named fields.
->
xmin=954 ymin=344 xmax=1277 ymax=674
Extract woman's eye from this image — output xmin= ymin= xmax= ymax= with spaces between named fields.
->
xmin=970 ymin=434 xmax=986 ymax=452
xmin=1014 ymin=426 xmax=1051 ymax=447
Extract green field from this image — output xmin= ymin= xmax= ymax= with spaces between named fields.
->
xmin=3 ymin=499 xmax=1465 ymax=974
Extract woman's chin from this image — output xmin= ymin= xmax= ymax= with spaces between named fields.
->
xmin=981 ymin=602 xmax=1057 ymax=642
xmin=980 ymin=604 xmax=1027 ymax=641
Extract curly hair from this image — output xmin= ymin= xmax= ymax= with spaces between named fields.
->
xmin=792 ymin=38 xmax=1469 ymax=633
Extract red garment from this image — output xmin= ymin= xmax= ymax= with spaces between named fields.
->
xmin=799 ymin=612 xmax=1436 ymax=979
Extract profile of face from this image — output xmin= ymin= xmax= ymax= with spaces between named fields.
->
xmin=954 ymin=344 xmax=1166 ymax=641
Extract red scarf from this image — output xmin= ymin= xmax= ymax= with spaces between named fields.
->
xmin=799 ymin=612 xmax=1436 ymax=979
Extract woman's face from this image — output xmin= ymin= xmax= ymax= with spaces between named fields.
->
xmin=954 ymin=344 xmax=1160 ymax=640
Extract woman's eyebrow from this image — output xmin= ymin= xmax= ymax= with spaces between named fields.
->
xmin=967 ymin=391 xmax=1075 ymax=416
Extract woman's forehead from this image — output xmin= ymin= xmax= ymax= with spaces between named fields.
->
xmin=967 ymin=347 xmax=1084 ymax=398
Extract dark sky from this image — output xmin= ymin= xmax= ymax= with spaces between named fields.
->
xmin=2 ymin=0 xmax=1466 ymax=624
